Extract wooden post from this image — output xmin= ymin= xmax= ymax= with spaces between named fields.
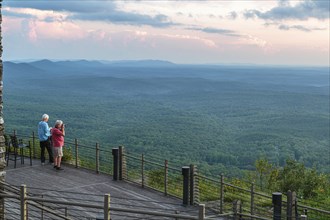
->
xmin=164 ymin=160 xmax=168 ymax=196
xmin=28 ymin=141 xmax=32 ymax=166
xmin=74 ymin=138 xmax=78 ymax=168
xmin=174 ymin=210 xmax=180 ymax=220
xmin=96 ymin=143 xmax=99 ymax=174
xmin=251 ymin=182 xmax=255 ymax=218
xmin=141 ymin=154 xmax=145 ymax=188
xmin=233 ymin=200 xmax=241 ymax=220
xmin=198 ymin=204 xmax=205 ymax=220
xmin=20 ymin=184 xmax=27 ymax=220
xmin=287 ymin=190 xmax=296 ymax=220
xmin=118 ymin=145 xmax=124 ymax=180
xmin=189 ymin=164 xmax=195 ymax=205
xmin=220 ymin=174 xmax=224 ymax=214
xmin=32 ymin=131 xmax=36 ymax=159
xmin=104 ymin=194 xmax=110 ymax=220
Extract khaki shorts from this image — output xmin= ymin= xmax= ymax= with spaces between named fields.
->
xmin=53 ymin=146 xmax=63 ymax=157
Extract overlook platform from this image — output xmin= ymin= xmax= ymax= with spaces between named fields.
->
xmin=3 ymin=159 xmax=222 ymax=219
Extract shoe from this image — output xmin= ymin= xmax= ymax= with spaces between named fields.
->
xmin=54 ymin=165 xmax=57 ymax=169
xmin=41 ymin=163 xmax=45 ymax=166
xmin=56 ymin=167 xmax=64 ymax=171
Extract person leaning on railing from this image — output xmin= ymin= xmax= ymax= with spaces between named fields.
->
xmin=51 ymin=120 xmax=65 ymax=171
xmin=37 ymin=114 xmax=54 ymax=165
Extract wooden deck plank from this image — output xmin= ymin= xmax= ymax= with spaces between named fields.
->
xmin=3 ymin=159 xmax=222 ymax=219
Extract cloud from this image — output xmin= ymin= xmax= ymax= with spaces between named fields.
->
xmin=22 ymin=20 xmax=87 ymax=42
xmin=161 ymin=33 xmax=217 ymax=48
xmin=241 ymin=34 xmax=274 ymax=53
xmin=227 ymin=11 xmax=238 ymax=20
xmin=187 ymin=27 xmax=241 ymax=37
xmin=264 ymin=22 xmax=326 ymax=32
xmin=71 ymin=12 xmax=175 ymax=27
xmin=3 ymin=1 xmax=115 ymax=13
xmin=278 ymin=24 xmax=325 ymax=32
xmin=3 ymin=0 xmax=177 ymax=28
xmin=244 ymin=0 xmax=330 ymax=20
xmin=3 ymin=7 xmax=68 ymax=23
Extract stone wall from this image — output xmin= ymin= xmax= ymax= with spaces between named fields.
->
xmin=0 ymin=0 xmax=5 ymax=218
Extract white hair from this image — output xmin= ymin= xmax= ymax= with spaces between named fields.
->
xmin=42 ymin=114 xmax=49 ymax=120
xmin=55 ymin=120 xmax=63 ymax=128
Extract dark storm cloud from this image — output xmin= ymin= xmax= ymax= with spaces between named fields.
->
xmin=4 ymin=0 xmax=176 ymax=28
xmin=244 ymin=0 xmax=330 ymax=20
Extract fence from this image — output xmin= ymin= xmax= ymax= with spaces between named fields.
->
xmin=0 ymin=181 xmax=209 ymax=220
xmin=4 ymin=130 xmax=330 ymax=220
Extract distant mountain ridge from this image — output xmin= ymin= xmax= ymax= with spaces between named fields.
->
xmin=100 ymin=59 xmax=176 ymax=67
xmin=9 ymin=59 xmax=176 ymax=67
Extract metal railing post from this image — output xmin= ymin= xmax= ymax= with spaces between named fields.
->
xmin=164 ymin=160 xmax=168 ymax=196
xmin=96 ymin=143 xmax=99 ymax=174
xmin=104 ymin=194 xmax=110 ymax=220
xmin=182 ymin=166 xmax=190 ymax=205
xmin=112 ymin=148 xmax=119 ymax=181
xmin=20 ymin=184 xmax=27 ymax=220
xmin=272 ymin=192 xmax=282 ymax=220
xmin=141 ymin=154 xmax=145 ymax=188
xmin=220 ymin=174 xmax=224 ymax=214
xmin=198 ymin=204 xmax=205 ymax=220
xmin=74 ymin=138 xmax=78 ymax=168
xmin=251 ymin=182 xmax=255 ymax=218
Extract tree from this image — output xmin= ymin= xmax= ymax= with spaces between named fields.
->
xmin=278 ymin=159 xmax=305 ymax=194
xmin=277 ymin=159 xmax=328 ymax=199
xmin=255 ymin=158 xmax=272 ymax=190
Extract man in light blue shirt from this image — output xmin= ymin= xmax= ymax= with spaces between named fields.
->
xmin=38 ymin=114 xmax=54 ymax=165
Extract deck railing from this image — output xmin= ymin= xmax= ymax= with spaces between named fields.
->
xmin=4 ymin=130 xmax=330 ymax=220
xmin=1 ymin=181 xmax=210 ymax=220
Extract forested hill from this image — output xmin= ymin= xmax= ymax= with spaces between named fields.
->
xmin=3 ymin=60 xmax=329 ymax=176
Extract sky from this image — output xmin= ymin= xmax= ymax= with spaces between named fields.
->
xmin=2 ymin=0 xmax=330 ymax=66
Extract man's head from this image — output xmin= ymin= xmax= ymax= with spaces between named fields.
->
xmin=42 ymin=114 xmax=49 ymax=122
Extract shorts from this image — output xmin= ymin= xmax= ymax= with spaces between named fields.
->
xmin=53 ymin=146 xmax=63 ymax=157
